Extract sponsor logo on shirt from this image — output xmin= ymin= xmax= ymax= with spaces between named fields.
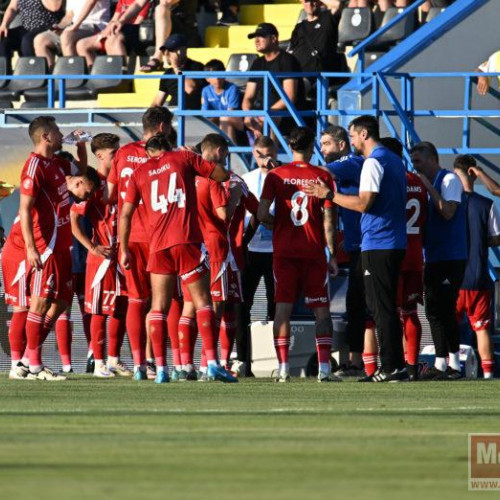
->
xmin=23 ymin=178 xmax=32 ymax=190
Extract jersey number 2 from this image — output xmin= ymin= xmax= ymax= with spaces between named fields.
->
xmin=406 ymin=198 xmax=420 ymax=235
xmin=151 ymin=173 xmax=186 ymax=214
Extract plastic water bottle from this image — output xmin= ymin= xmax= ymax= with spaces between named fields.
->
xmin=62 ymin=130 xmax=93 ymax=145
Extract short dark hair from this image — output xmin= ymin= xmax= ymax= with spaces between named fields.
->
xmin=28 ymin=115 xmax=56 ymax=144
xmin=453 ymin=154 xmax=476 ymax=173
xmin=81 ymin=166 xmax=101 ymax=189
xmin=322 ymin=125 xmax=349 ymax=144
xmin=349 ymin=115 xmax=380 ymax=141
xmin=142 ymin=107 xmax=173 ymax=134
xmin=56 ymin=150 xmax=75 ymax=163
xmin=145 ymin=133 xmax=171 ymax=153
xmin=204 ymin=59 xmax=225 ymax=72
xmin=91 ymin=133 xmax=120 ymax=154
xmin=410 ymin=141 xmax=439 ymax=162
xmin=200 ymin=133 xmax=229 ymax=152
xmin=288 ymin=126 xmax=315 ymax=153
xmin=380 ymin=137 xmax=403 ymax=159
xmin=253 ymin=136 xmax=275 ymax=150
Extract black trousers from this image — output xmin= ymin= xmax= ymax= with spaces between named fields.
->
xmin=424 ymin=260 xmax=466 ymax=358
xmin=362 ymin=249 xmax=406 ymax=372
xmin=236 ymin=251 xmax=275 ymax=363
xmin=345 ymin=250 xmax=367 ymax=354
xmin=0 ymin=26 xmax=45 ymax=73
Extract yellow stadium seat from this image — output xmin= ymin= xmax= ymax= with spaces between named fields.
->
xmin=240 ymin=3 xmax=303 ymax=26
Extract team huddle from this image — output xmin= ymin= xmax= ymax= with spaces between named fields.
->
xmin=1 ymin=108 xmax=494 ymax=383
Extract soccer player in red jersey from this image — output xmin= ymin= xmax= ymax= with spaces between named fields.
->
xmin=2 ymin=116 xmax=99 ymax=381
xmin=258 ymin=127 xmax=339 ymax=382
xmin=71 ymin=133 xmax=132 ymax=378
xmin=120 ymin=133 xmax=237 ymax=383
xmin=107 ymin=107 xmax=173 ymax=379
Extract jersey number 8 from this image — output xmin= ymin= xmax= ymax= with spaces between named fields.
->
xmin=290 ymin=191 xmax=309 ymax=227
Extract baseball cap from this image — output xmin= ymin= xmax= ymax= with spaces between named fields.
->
xmin=247 ymin=23 xmax=279 ymax=39
xmin=160 ymin=33 xmax=188 ymax=52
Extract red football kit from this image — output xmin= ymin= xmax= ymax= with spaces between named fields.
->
xmin=261 ymin=162 xmax=335 ymax=307
xmin=108 ymin=140 xmax=150 ymax=299
xmin=125 ymin=149 xmax=215 ymax=281
xmin=71 ymin=173 xmax=126 ymax=315
xmin=397 ymin=171 xmax=427 ymax=308
xmin=2 ymin=153 xmax=73 ymax=306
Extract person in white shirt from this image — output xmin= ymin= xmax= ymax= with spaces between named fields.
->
xmin=476 ymin=50 xmax=500 ymax=96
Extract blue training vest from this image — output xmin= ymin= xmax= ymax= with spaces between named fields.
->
xmin=424 ymin=169 xmax=467 ymax=263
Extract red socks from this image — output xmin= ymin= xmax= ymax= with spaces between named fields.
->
xmin=315 ymin=334 xmax=333 ymax=365
xmin=168 ymin=298 xmax=182 ymax=367
xmin=127 ymin=299 xmax=147 ymax=366
xmin=149 ymin=311 xmax=167 ymax=367
xmin=402 ymin=310 xmax=422 ymax=365
xmin=108 ymin=315 xmax=126 ymax=358
xmin=482 ymin=359 xmax=494 ymax=377
xmin=91 ymin=314 xmax=107 ymax=361
xmin=196 ymin=306 xmax=217 ymax=362
xmin=274 ymin=337 xmax=290 ymax=364
xmin=220 ymin=310 xmax=237 ymax=367
xmin=55 ymin=313 xmax=72 ymax=366
xmin=9 ymin=311 xmax=28 ymax=362
xmin=179 ymin=316 xmax=195 ymax=366
xmin=362 ymin=352 xmax=378 ymax=376
xmin=26 ymin=312 xmax=44 ymax=367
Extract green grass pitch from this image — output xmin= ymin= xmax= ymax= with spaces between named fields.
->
xmin=0 ymin=375 xmax=499 ymax=500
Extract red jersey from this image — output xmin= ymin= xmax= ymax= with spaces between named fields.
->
xmin=125 ymin=150 xmax=216 ymax=254
xmin=261 ymin=162 xmax=335 ymax=260
xmin=115 ymin=0 xmax=150 ymax=24
xmin=224 ymin=173 xmax=259 ymax=270
xmin=9 ymin=153 xmax=72 ymax=253
xmin=195 ymin=177 xmax=229 ymax=262
xmin=71 ymin=172 xmax=117 ymax=248
xmin=402 ymin=171 xmax=427 ymax=272
xmin=108 ymin=141 xmax=149 ymax=244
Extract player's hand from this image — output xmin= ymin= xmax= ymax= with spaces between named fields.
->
xmin=27 ymin=247 xmax=42 ymax=270
xmin=304 ymin=179 xmax=330 ymax=200
xmin=477 ymin=76 xmax=490 ymax=96
xmin=328 ymin=256 xmax=339 ymax=277
xmin=91 ymin=244 xmax=113 ymax=258
xmin=120 ymin=248 xmax=131 ymax=270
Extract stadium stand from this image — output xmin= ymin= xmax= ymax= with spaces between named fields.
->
xmin=0 ymin=56 xmax=47 ymax=100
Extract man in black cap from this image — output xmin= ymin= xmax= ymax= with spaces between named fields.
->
xmin=151 ymin=33 xmax=206 ymax=109
xmin=242 ymin=22 xmax=305 ymax=138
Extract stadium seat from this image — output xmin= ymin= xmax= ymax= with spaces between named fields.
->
xmin=426 ymin=7 xmax=446 ymax=23
xmin=225 ymin=53 xmax=258 ymax=91
xmin=364 ymin=51 xmax=385 ymax=68
xmin=338 ymin=8 xmax=373 ymax=47
xmin=65 ymin=56 xmax=123 ymax=100
xmin=24 ymin=56 xmax=87 ymax=101
xmin=372 ymin=7 xmax=416 ymax=47
xmin=0 ymin=57 xmax=47 ymax=100
xmin=0 ymin=99 xmax=13 ymax=109
xmin=0 ymin=57 xmax=8 ymax=89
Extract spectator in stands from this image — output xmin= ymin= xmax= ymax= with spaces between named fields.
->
xmin=0 ymin=0 xmax=65 ymax=73
xmin=33 ymin=0 xmax=111 ymax=71
xmin=453 ymin=154 xmax=500 ymax=380
xmin=75 ymin=0 xmax=150 ymax=70
xmin=410 ymin=141 xmax=467 ymax=380
xmin=476 ymin=50 xmax=500 ymax=96
xmin=216 ymin=0 xmax=239 ymax=26
xmin=201 ymin=59 xmax=244 ymax=144
xmin=242 ymin=23 xmax=305 ymax=139
xmin=151 ymin=33 xmax=206 ymax=109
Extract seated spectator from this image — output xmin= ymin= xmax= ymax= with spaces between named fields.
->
xmin=34 ymin=0 xmax=111 ymax=71
xmin=75 ymin=0 xmax=150 ymax=70
xmin=0 ymin=0 xmax=65 ymax=73
xmin=242 ymin=23 xmax=305 ymax=139
xmin=201 ymin=59 xmax=244 ymax=144
xmin=151 ymin=34 xmax=206 ymax=109
xmin=476 ymin=51 xmax=500 ymax=96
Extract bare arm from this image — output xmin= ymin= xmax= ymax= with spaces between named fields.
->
xmin=257 ymin=198 xmax=274 ymax=225
xmin=470 ymin=166 xmax=500 ymax=197
xmin=323 ymin=206 xmax=338 ymax=276
xmin=418 ymin=173 xmax=458 ymax=221
xmin=151 ymin=90 xmax=167 ymax=108
xmin=0 ymin=0 xmax=19 ymax=36
xmin=112 ymin=0 xmax=149 ymax=32
xmin=270 ymin=78 xmax=297 ymax=111
xmin=70 ymin=211 xmax=112 ymax=258
xmin=215 ymin=206 xmax=227 ymax=223
xmin=242 ymin=81 xmax=257 ymax=111
xmin=19 ymin=194 xmax=41 ymax=269
xmin=75 ymin=141 xmax=88 ymax=173
xmin=119 ymin=201 xmax=136 ymax=270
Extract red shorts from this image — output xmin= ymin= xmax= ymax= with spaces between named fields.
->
xmin=456 ymin=289 xmax=492 ymax=331
xmin=397 ymin=270 xmax=423 ymax=309
xmin=210 ymin=260 xmax=243 ymax=303
xmin=28 ymin=249 xmax=73 ymax=304
xmin=274 ymin=257 xmax=329 ymax=308
xmin=1 ymin=240 xmax=30 ymax=308
xmin=84 ymin=255 xmax=127 ymax=315
xmin=122 ymin=241 xmax=150 ymax=300
xmin=147 ymin=244 xmax=208 ymax=284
